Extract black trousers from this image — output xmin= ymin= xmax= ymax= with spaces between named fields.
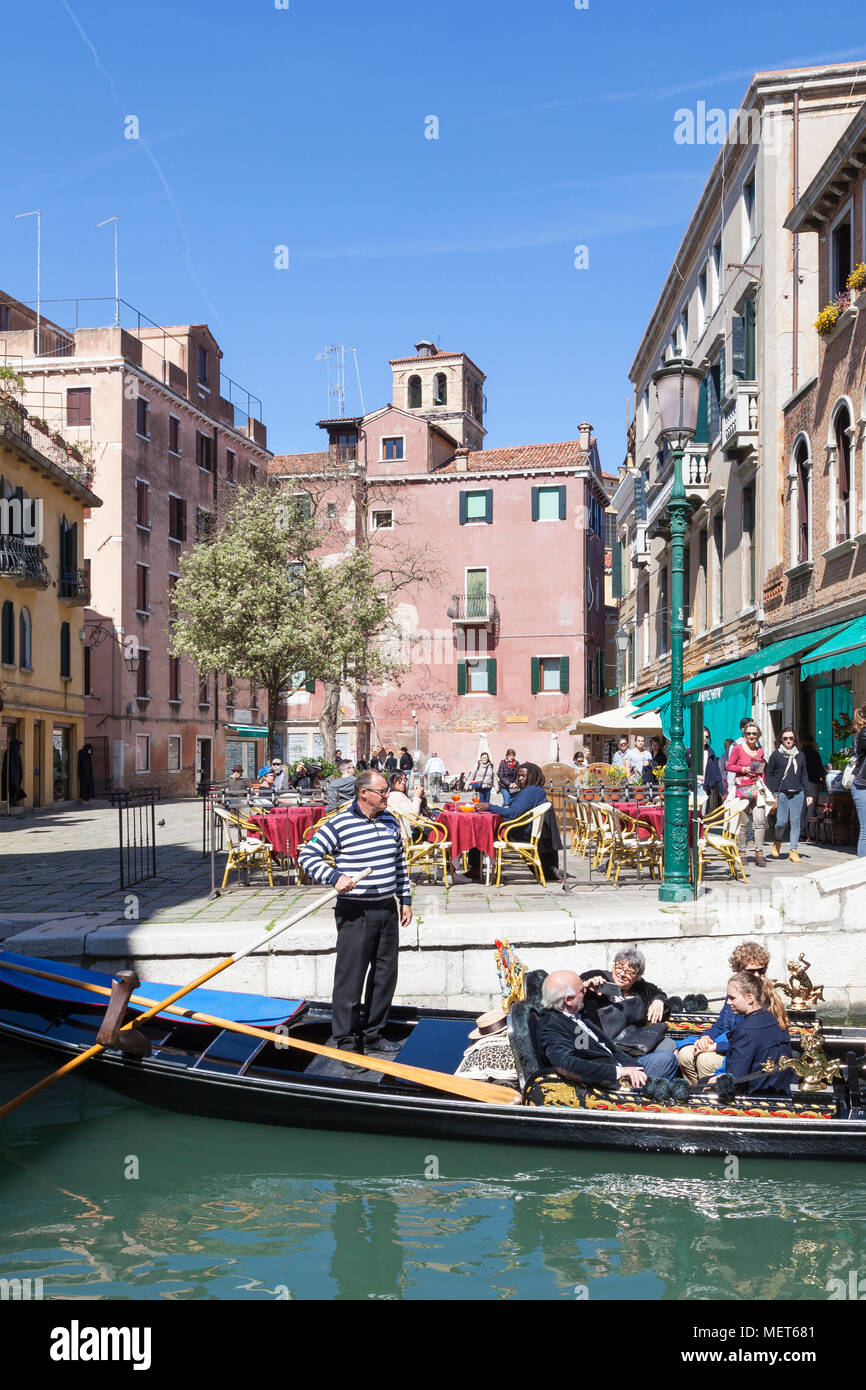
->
xmin=331 ymin=897 xmax=400 ymax=1048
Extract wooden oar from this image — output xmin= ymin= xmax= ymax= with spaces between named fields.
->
xmin=0 ymin=912 xmax=520 ymax=1112
xmin=0 ymin=870 xmax=369 ymax=1120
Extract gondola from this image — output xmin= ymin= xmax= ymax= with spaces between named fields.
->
xmin=1 ymin=951 xmax=865 ymax=1161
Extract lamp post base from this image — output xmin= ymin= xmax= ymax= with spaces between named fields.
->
xmin=658 ymin=882 xmax=694 ymax=904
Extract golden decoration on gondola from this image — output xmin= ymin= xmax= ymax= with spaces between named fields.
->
xmin=762 ymin=1021 xmax=843 ymax=1092
xmin=495 ymin=939 xmax=526 ymax=1013
xmin=771 ymin=953 xmax=825 ymax=1011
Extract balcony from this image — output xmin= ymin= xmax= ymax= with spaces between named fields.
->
xmin=721 ymin=381 xmax=759 ymax=459
xmin=646 ymin=443 xmax=710 ymax=538
xmin=58 ymin=567 xmax=91 ymax=604
xmin=0 ymin=535 xmax=50 ymax=588
xmin=447 ymin=593 xmax=498 ymax=625
xmin=630 ymin=524 xmax=651 ymax=568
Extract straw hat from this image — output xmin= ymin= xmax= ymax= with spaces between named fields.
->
xmin=468 ymin=1007 xmax=508 ymax=1042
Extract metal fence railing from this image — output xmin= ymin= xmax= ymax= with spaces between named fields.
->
xmin=109 ymin=786 xmax=161 ymax=890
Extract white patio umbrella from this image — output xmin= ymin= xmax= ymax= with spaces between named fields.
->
xmin=477 ymin=732 xmax=491 ymax=760
xmin=548 ymin=730 xmax=560 ymax=763
xmin=570 ymin=702 xmax=664 ymax=736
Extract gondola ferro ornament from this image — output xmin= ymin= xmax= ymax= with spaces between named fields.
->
xmin=762 ymin=1022 xmax=843 ymax=1092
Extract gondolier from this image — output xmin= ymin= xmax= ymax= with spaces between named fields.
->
xmin=299 ymin=769 xmax=412 ymax=1059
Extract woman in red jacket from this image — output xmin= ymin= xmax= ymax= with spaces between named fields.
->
xmin=725 ymin=721 xmax=771 ymax=866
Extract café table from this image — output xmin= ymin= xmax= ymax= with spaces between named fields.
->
xmin=433 ymin=806 xmax=504 ymax=883
xmin=612 ymin=801 xmax=700 ymax=846
xmin=250 ymin=804 xmax=327 ymax=861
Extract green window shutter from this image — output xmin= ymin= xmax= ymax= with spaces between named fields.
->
xmin=530 ymin=656 xmax=540 ymax=694
xmin=559 ymin=655 xmax=569 ymax=694
xmin=305 ymin=677 xmax=315 ymax=693
xmin=60 ymin=622 xmax=70 ymax=679
xmin=732 ymin=314 xmax=746 ymax=379
xmin=612 ymin=540 xmax=624 ymax=599
xmin=487 ymin=658 xmax=497 ymax=695
xmin=745 ymin=298 xmax=756 ymax=379
xmin=485 ymin=489 xmax=493 ymax=524
xmin=531 ymin=487 xmax=539 ymax=522
xmin=597 ymin=649 xmax=605 ymax=697
xmin=694 ymin=378 xmax=709 ymax=444
xmin=457 ymin=660 xmax=467 ymax=695
xmin=459 ymin=492 xmax=468 ymax=525
xmin=558 ymin=486 xmax=566 ymax=520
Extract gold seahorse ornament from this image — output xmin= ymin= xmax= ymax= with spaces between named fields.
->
xmin=762 ymin=1021 xmax=843 ymax=1092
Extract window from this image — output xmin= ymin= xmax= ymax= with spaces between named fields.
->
xmin=588 ymin=496 xmax=603 ymax=536
xmin=532 ymin=485 xmax=566 ymax=522
xmin=465 ymin=568 xmax=488 ymax=619
xmin=712 ymin=512 xmax=724 ymax=624
xmin=83 ymin=643 xmax=91 ymax=694
xmin=135 ymin=734 xmax=150 ymax=773
xmin=698 ymin=268 xmax=708 ymax=331
xmin=225 ymin=674 xmax=235 ymax=708
xmin=225 ymin=450 xmax=235 ymax=483
xmin=1 ymin=600 xmax=14 ymax=664
xmin=136 ymin=396 xmax=149 ymax=438
xmin=712 ymin=236 xmax=723 ymax=305
xmin=604 ymin=511 xmax=618 ymax=550
xmin=372 ymin=510 xmax=393 ymax=530
xmin=434 ymin=372 xmax=447 ymax=405
xmin=382 ymin=437 xmax=404 ymax=461
xmin=334 ymin=431 xmax=357 ymax=464
xmin=168 ymin=736 xmax=182 ymax=772
xmin=291 ymin=493 xmax=312 ymax=520
xmin=596 ymin=648 xmax=605 ymax=698
xmin=249 ymin=461 xmax=258 ymax=484
xmin=198 ymin=673 xmax=210 ymax=706
xmin=679 ymin=308 xmax=688 ymax=353
xmin=169 ymin=656 xmax=181 ymax=703
xmin=834 ymin=405 xmax=852 ymax=542
xmin=195 ymin=507 xmax=214 ymax=543
xmin=168 ymin=416 xmax=180 ymax=454
xmin=460 ymin=490 xmax=492 ymax=524
xmin=407 ymin=375 xmax=422 ymax=409
xmin=60 ymin=621 xmax=71 ymax=679
xmin=531 ymin=656 xmax=569 ymax=694
xmin=831 ymin=207 xmax=853 ymax=299
xmin=742 ymin=483 xmax=756 ymax=606
xmin=326 ymin=501 xmax=337 ymax=521
xmin=457 ymin=658 xmax=496 ymax=694
xmin=658 ymin=568 xmax=669 ymax=657
xmin=743 ymin=175 xmax=756 ymax=250
xmin=708 ymin=355 xmax=724 ymax=440
xmin=136 ymin=649 xmax=150 ymax=699
xmin=794 ymin=438 xmax=811 ymax=565
xmin=198 ymin=346 xmax=209 ymax=385
xmin=698 ymin=527 xmax=708 ymax=631
xmin=732 ymin=299 xmax=757 ymax=381
xmin=196 ymin=431 xmax=214 ymax=472
xmin=250 ymin=686 xmax=259 ymax=713
xmin=136 ymin=563 xmax=149 ymax=613
xmin=66 ymin=388 xmax=91 ymax=426
xmin=168 ymin=573 xmax=179 ymax=619
xmin=136 ymin=479 xmax=150 ymax=528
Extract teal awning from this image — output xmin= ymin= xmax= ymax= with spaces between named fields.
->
xmin=630 ymin=686 xmax=670 ymax=711
xmin=800 ymin=615 xmax=866 ymax=681
xmin=226 ymin=724 xmax=268 ymax=738
xmin=685 ymin=620 xmax=847 ymax=698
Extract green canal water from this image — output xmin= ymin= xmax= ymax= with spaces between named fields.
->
xmin=1 ymin=1058 xmax=865 ymax=1301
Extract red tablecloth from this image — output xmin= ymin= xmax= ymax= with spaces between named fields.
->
xmin=612 ymin=802 xmax=699 ymax=845
xmin=251 ymin=805 xmax=327 ymax=859
xmin=434 ymin=809 xmax=503 ymax=859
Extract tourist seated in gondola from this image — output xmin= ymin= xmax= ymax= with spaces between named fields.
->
xmin=706 ymin=972 xmax=793 ymax=1097
xmin=676 ymin=941 xmax=771 ymax=1083
xmin=537 ymin=970 xmax=680 ymax=1090
xmin=580 ymin=948 xmax=676 ymax=1063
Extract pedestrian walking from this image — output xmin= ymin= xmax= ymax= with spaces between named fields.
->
xmin=468 ymin=752 xmax=495 ymax=797
xmin=497 ymin=748 xmax=520 ymax=807
xmin=765 ymin=727 xmax=813 ymax=863
xmin=725 ymin=721 xmax=769 ymax=866
xmin=850 ymin=706 xmax=866 ymax=858
xmin=425 ymin=751 xmax=446 ymax=800
xmin=298 ymin=769 xmax=412 ymax=1058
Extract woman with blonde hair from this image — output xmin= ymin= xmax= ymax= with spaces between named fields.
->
xmin=708 ymin=971 xmax=792 ymax=1096
xmin=851 ymin=705 xmax=866 ymax=858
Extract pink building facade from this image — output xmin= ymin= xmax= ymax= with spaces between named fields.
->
xmin=271 ymin=342 xmax=610 ymax=776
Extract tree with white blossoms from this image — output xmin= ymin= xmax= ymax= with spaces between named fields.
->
xmin=169 ymin=483 xmax=319 ymax=759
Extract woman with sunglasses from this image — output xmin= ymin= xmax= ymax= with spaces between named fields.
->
xmin=725 ymin=721 xmax=769 ymax=866
xmin=765 ymin=727 xmax=813 ymax=863
xmin=676 ymin=941 xmax=771 ymax=1084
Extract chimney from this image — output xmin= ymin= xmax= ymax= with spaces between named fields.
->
xmin=578 ymin=421 xmax=592 ymax=452
xmin=414 ymin=339 xmax=436 ymax=358
xmin=453 ymin=446 xmax=470 ymax=472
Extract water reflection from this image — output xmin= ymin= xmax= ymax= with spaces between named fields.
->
xmin=1 ymin=1061 xmax=864 ymax=1300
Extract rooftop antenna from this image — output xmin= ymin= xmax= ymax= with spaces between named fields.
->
xmin=351 ymin=346 xmax=365 ymax=416
xmin=315 ymin=345 xmax=346 ymax=417
xmin=13 ymin=209 xmax=41 ymax=354
xmin=96 ymin=215 xmax=120 ymax=326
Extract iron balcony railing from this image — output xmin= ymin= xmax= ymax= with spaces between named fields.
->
xmin=0 ymin=535 xmax=50 ymax=587
xmin=447 ymin=593 xmax=498 ymax=622
xmin=59 ymin=567 xmax=91 ymax=603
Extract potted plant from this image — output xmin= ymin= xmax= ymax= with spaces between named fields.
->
xmin=847 ymin=262 xmax=866 ymax=297
xmin=815 ymin=291 xmax=852 ymax=337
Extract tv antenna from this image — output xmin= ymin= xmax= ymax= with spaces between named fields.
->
xmin=315 ymin=344 xmax=365 ymax=418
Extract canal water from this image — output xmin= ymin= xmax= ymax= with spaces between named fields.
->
xmin=1 ymin=1059 xmax=864 ymax=1301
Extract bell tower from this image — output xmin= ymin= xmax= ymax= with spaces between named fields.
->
xmin=390 ymin=340 xmax=486 ymax=450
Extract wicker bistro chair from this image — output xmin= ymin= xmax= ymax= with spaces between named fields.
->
xmin=295 ymin=809 xmax=342 ymax=884
xmin=213 ymin=805 xmax=275 ymax=890
xmin=493 ymin=802 xmax=552 ymax=886
xmin=604 ymin=805 xmax=663 ymax=885
xmin=569 ymin=796 xmax=592 ymax=858
xmin=697 ymin=800 xmax=748 ymax=885
xmin=587 ymin=800 xmax=617 ymax=871
xmin=395 ymin=810 xmax=452 ymax=885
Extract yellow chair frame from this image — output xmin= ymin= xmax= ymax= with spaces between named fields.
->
xmin=493 ymin=802 xmax=551 ymax=886
xmin=395 ymin=810 xmax=452 ymax=885
xmin=604 ymin=806 xmax=663 ymax=884
xmin=698 ymin=801 xmax=748 ymax=885
xmin=214 ymin=805 xmax=275 ymax=890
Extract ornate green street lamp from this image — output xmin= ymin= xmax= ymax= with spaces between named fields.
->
xmin=652 ymin=356 xmax=704 ymax=903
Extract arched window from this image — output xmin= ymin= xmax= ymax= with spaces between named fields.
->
xmin=1 ymin=600 xmax=13 ymax=665
xmin=474 ymin=383 xmax=483 ymax=420
xmin=834 ymin=405 xmax=852 ymax=542
xmin=793 ymin=438 xmax=811 ymax=565
xmin=60 ymin=621 xmax=71 ymax=679
xmin=407 ymin=375 xmax=422 ymax=409
xmin=19 ymin=607 xmax=31 ymax=669
xmin=434 ymin=372 xmax=447 ymax=405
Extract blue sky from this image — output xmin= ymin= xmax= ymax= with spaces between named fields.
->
xmin=3 ymin=0 xmax=865 ymax=468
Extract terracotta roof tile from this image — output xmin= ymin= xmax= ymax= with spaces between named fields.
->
xmin=269 ymin=451 xmax=331 ymax=475
xmin=436 ymin=440 xmax=592 ymax=473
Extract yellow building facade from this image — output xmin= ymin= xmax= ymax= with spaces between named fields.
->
xmin=1 ymin=398 xmax=101 ymax=811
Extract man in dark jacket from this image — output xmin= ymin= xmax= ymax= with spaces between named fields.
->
xmin=398 ymin=747 xmax=414 ymax=773
xmin=536 ymin=971 xmax=679 ymax=1088
xmin=383 ymin=750 xmax=398 ymax=774
xmin=765 ymin=727 xmax=813 ymax=863
xmin=686 ymin=728 xmax=726 ymax=811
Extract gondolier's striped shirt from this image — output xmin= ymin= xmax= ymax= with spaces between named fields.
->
xmin=298 ymin=801 xmax=411 ymax=905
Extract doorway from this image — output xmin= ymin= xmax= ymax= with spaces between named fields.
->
xmin=195 ymin=737 xmax=212 ymax=789
xmin=52 ymin=726 xmax=71 ymax=801
xmin=32 ymin=720 xmax=43 ymax=807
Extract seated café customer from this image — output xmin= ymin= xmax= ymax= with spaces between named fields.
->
xmin=707 ymin=972 xmax=792 ymax=1097
xmin=482 ymin=762 xmax=561 ymax=881
xmin=250 ymin=770 xmax=277 ymax=806
xmin=677 ymin=941 xmax=770 ymax=1083
xmin=386 ymin=770 xmax=424 ymax=835
xmin=227 ymin=764 xmax=250 ymax=791
xmin=537 ymin=971 xmax=680 ymax=1089
xmin=270 ymin=758 xmax=289 ymax=793
xmin=327 ymin=759 xmax=358 ymax=812
xmin=292 ymin=761 xmax=313 ymax=791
